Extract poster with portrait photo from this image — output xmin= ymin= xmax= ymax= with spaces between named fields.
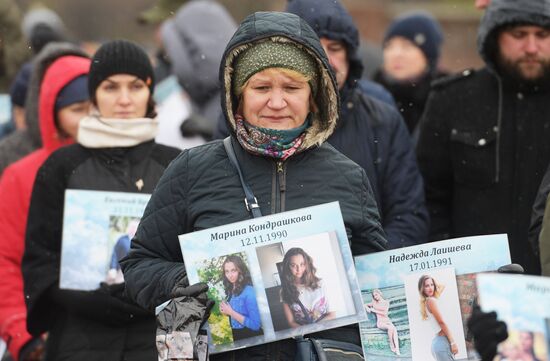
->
xmin=355 ymin=234 xmax=511 ymax=361
xmin=195 ymin=252 xmax=264 ymax=346
xmin=255 ymin=231 xmax=355 ymax=332
xmin=59 ymin=190 xmax=150 ymax=290
xmin=477 ymin=274 xmax=550 ymax=361
xmin=403 ymin=267 xmax=467 ymax=361
xmin=175 ymin=202 xmax=365 ymax=354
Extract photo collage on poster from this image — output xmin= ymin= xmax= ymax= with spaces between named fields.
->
xmin=175 ymin=202 xmax=366 ymax=354
xmin=354 ymin=234 xmax=511 ymax=361
xmin=477 ymin=273 xmax=550 ymax=361
xmin=59 ymin=190 xmax=150 ymax=290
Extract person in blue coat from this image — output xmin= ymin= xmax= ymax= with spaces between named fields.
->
xmin=219 ymin=255 xmax=263 ymax=341
xmin=285 ymin=0 xmax=429 ymax=248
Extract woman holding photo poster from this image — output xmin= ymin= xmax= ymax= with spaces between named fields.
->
xmin=121 ymin=10 xmax=387 ymax=359
xmin=22 ymin=40 xmax=180 ymax=361
xmin=280 ymin=247 xmax=334 ymax=328
xmin=418 ymin=275 xmax=458 ymax=361
xmin=219 ymin=255 xmax=263 ymax=340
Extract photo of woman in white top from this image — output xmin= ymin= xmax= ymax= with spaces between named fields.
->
xmin=418 ymin=275 xmax=458 ymax=361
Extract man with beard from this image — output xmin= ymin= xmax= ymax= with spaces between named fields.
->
xmin=417 ymin=0 xmax=550 ymax=275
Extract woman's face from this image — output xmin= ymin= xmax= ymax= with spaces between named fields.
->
xmin=241 ymin=69 xmax=311 ymax=130
xmin=519 ymin=332 xmax=534 ymax=352
xmin=383 ymin=36 xmax=428 ymax=81
xmin=56 ymin=100 xmax=91 ymax=138
xmin=95 ymin=74 xmax=150 ymax=119
xmin=224 ymin=261 xmax=240 ymax=285
xmin=422 ymin=277 xmax=435 ymax=297
xmin=372 ymin=291 xmax=381 ymax=301
xmin=289 ymin=254 xmax=306 ymax=280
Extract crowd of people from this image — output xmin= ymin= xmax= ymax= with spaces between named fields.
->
xmin=1 ymin=0 xmax=549 ymax=360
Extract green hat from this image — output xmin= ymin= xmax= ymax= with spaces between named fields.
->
xmin=232 ymin=38 xmax=319 ymax=96
xmin=137 ymin=0 xmax=189 ymax=25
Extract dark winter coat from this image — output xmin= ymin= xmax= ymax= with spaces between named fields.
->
xmin=22 ymin=141 xmax=180 ymax=361
xmin=417 ymin=0 xmax=550 ymax=274
xmin=121 ymin=11 xmax=387 ymax=361
xmin=373 ymin=70 xmax=447 ymax=135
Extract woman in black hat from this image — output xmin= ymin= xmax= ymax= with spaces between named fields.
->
xmin=22 ymin=39 xmax=180 ymax=361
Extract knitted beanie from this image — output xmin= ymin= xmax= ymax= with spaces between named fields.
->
xmin=384 ymin=12 xmax=443 ymax=70
xmin=232 ymin=38 xmax=319 ymax=96
xmin=88 ymin=40 xmax=154 ymax=96
xmin=55 ymin=75 xmax=89 ymax=112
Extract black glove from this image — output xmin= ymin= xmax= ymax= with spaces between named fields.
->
xmin=49 ymin=283 xmax=150 ymax=326
xmin=170 ymin=278 xmax=215 ymax=328
xmin=497 ymin=263 xmax=525 ymax=274
xmin=467 ymin=304 xmax=508 ymax=361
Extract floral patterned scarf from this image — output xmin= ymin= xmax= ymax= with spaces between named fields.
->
xmin=235 ymin=115 xmax=310 ymax=160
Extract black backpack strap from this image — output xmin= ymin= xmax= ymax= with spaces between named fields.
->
xmin=223 ymin=137 xmax=263 ymax=218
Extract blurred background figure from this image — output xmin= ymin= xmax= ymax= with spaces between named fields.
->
xmin=157 ymin=0 xmax=236 ymax=148
xmin=0 ymin=0 xmax=31 ymax=140
xmin=374 ymin=11 xmax=446 ymax=137
xmin=137 ymin=0 xmax=189 ymax=83
xmin=475 ymin=0 xmax=491 ymax=10
xmin=285 ymin=0 xmax=429 ymax=248
xmin=0 ymin=0 xmax=29 ymax=93
xmin=0 ymin=5 xmax=70 ymax=175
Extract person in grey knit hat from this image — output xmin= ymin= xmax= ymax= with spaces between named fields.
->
xmin=121 ymin=11 xmax=387 ymax=360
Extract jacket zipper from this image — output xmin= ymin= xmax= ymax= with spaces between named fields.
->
xmin=273 ymin=161 xmax=287 ymax=213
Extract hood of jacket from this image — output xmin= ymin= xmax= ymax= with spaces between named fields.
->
xmin=25 ymin=42 xmax=89 ymax=149
xmin=39 ymin=55 xmax=90 ymax=150
xmin=161 ymin=0 xmax=236 ymax=105
xmin=478 ymin=0 xmax=550 ymax=71
xmin=285 ymin=0 xmax=363 ymax=88
xmin=220 ymin=11 xmax=340 ymax=150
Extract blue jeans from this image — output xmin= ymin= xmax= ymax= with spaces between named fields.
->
xmin=431 ymin=335 xmax=454 ymax=361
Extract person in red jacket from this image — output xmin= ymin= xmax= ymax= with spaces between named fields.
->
xmin=0 ymin=43 xmax=90 ymax=361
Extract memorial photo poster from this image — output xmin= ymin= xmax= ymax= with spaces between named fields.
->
xmin=355 ymin=234 xmax=511 ymax=361
xmin=178 ymin=202 xmax=365 ymax=354
xmin=477 ymin=274 xmax=550 ymax=361
xmin=59 ymin=190 xmax=150 ymax=290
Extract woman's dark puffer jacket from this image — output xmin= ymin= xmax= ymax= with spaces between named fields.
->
xmin=121 ymin=11 xmax=387 ymax=361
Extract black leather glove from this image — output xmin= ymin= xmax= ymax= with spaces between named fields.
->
xmin=49 ymin=283 xmax=150 ymax=326
xmin=467 ymin=304 xmax=508 ymax=361
xmin=497 ymin=263 xmax=525 ymax=274
xmin=170 ymin=278 xmax=215 ymax=328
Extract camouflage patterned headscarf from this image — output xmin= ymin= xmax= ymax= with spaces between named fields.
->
xmin=232 ymin=38 xmax=319 ymax=95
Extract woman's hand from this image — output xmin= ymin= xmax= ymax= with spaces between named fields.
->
xmin=450 ymin=342 xmax=458 ymax=355
xmin=219 ymin=301 xmax=234 ymax=317
xmin=364 ymin=305 xmax=372 ymax=313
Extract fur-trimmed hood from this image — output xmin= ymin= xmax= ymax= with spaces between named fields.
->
xmin=478 ymin=0 xmax=550 ymax=70
xmin=25 ymin=42 xmax=89 ymax=148
xmin=220 ymin=11 xmax=340 ymax=150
